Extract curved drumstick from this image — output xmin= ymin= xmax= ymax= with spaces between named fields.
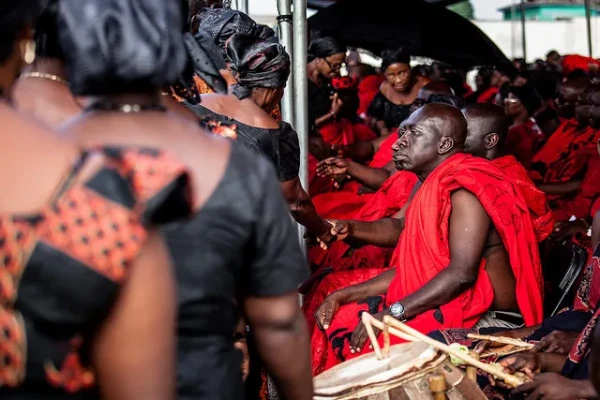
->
xmin=382 ymin=316 xmax=528 ymax=388
xmin=361 ymin=313 xmax=417 ymax=360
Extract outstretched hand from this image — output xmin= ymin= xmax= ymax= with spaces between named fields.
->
xmin=316 ymin=157 xmax=350 ymax=179
xmin=315 ymin=293 xmax=344 ymax=330
xmin=530 ymin=330 xmax=579 ymax=354
xmin=316 ymin=220 xmax=352 ymax=250
xmin=499 ymin=353 xmax=540 ymax=378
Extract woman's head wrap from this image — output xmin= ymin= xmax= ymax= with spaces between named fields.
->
xmin=308 ymin=35 xmax=346 ymax=62
xmin=196 ymin=8 xmax=276 ymax=60
xmin=509 ymin=84 xmax=542 ymax=116
xmin=57 ymin=0 xmax=187 ymax=96
xmin=226 ymin=34 xmax=290 ymax=99
xmin=380 ymin=47 xmax=411 ymax=72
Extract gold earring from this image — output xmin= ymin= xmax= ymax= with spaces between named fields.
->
xmin=23 ymin=40 xmax=36 ymax=64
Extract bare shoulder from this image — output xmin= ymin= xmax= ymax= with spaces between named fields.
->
xmin=450 ymin=189 xmax=483 ymax=212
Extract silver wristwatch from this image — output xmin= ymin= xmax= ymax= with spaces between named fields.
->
xmin=389 ymin=302 xmax=407 ymax=322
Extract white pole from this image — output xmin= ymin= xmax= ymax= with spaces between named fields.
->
xmin=293 ymin=0 xmax=309 ymax=250
xmin=277 ymin=0 xmax=295 ymax=126
xmin=238 ymin=0 xmax=249 ymax=15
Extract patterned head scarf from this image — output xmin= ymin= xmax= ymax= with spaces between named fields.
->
xmin=58 ymin=0 xmax=187 ymax=96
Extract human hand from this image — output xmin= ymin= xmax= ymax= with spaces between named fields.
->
xmin=316 ymin=220 xmax=352 ymax=250
xmin=511 ymin=373 xmax=589 ymax=400
xmin=499 ymin=353 xmax=540 ymax=378
xmin=349 ymin=309 xmax=390 ymax=354
xmin=331 ymin=93 xmax=344 ymax=116
xmin=219 ymin=69 xmax=238 ymax=86
xmin=357 ymin=185 xmax=375 ymax=195
xmin=315 ymin=292 xmax=344 ymax=330
xmin=316 ymin=157 xmax=350 ymax=179
xmin=530 ymin=330 xmax=579 ymax=354
xmin=234 ymin=339 xmax=249 ymax=381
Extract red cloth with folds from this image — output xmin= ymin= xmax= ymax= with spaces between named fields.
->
xmin=312 ymin=131 xmax=398 ymax=219
xmin=552 ymin=156 xmax=600 ymax=220
xmin=492 ymin=155 xmax=554 ymax=241
xmin=304 ymin=171 xmax=418 ymax=285
xmin=530 ymin=119 xmax=599 ymax=183
xmin=318 ymin=119 xmax=377 ymax=147
xmin=562 ymin=54 xmax=600 ymax=76
xmin=506 ymin=119 xmax=545 ymax=169
xmin=312 ymin=154 xmax=544 ymax=375
xmin=357 ymin=75 xmax=384 ymax=118
xmin=477 ymin=87 xmax=499 ymax=104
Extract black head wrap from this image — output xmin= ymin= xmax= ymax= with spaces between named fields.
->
xmin=57 ymin=0 xmax=187 ymax=96
xmin=308 ymin=35 xmax=346 ymax=62
xmin=226 ymin=34 xmax=290 ymax=99
xmin=380 ymin=48 xmax=411 ymax=72
xmin=197 ymin=8 xmax=276 ymax=60
xmin=34 ymin=0 xmax=64 ymax=60
xmin=509 ymin=84 xmax=542 ymax=116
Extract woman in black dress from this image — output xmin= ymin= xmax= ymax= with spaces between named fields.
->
xmin=55 ymin=0 xmax=313 ymax=399
xmin=190 ymin=34 xmax=335 ymax=244
xmin=306 ymin=35 xmax=347 ymax=129
xmin=367 ymin=48 xmax=427 ymax=137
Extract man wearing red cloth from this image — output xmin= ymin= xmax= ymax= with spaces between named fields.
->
xmin=463 ymin=103 xmax=554 ymax=242
xmin=310 ymin=104 xmax=543 ymax=375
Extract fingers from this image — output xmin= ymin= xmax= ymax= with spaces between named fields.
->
xmin=531 ymin=338 xmax=549 ymax=353
xmin=511 ymin=380 xmax=538 ymax=395
xmin=315 ymin=304 xmax=333 ymax=331
xmin=499 ymin=356 xmax=525 ymax=373
xmin=349 ymin=324 xmax=368 ymax=354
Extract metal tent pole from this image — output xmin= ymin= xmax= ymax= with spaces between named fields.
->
xmin=585 ymin=0 xmax=593 ymax=57
xmin=238 ymin=0 xmax=249 ymax=14
xmin=293 ymin=0 xmax=309 ymax=249
xmin=277 ymin=0 xmax=295 ymax=126
xmin=519 ymin=0 xmax=527 ymax=61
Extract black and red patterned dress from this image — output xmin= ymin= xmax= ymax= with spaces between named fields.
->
xmin=0 ymin=147 xmax=191 ymax=399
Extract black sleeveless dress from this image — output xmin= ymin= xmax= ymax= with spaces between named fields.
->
xmin=163 ymin=143 xmax=308 ymax=399
xmin=188 ymin=104 xmax=301 ymax=182
xmin=367 ymin=91 xmax=412 ymax=131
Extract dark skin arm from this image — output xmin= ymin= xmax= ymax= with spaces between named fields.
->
xmin=375 ymin=120 xmax=391 ymax=137
xmin=511 ymin=374 xmax=597 ymax=400
xmin=280 ymin=177 xmax=331 ymax=238
xmin=316 ymin=158 xmax=394 ymax=191
xmin=320 ymin=218 xmax=405 ymax=249
xmin=244 ymin=291 xmax=313 ymax=400
xmin=538 ymin=180 xmax=581 ymax=196
xmin=314 ymin=269 xmax=396 ymax=330
xmin=349 ymin=190 xmax=491 ymax=351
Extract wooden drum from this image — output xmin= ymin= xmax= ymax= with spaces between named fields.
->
xmin=313 ymin=342 xmax=448 ymax=400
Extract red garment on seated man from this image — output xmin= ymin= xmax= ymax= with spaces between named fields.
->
xmin=311 ymin=154 xmax=544 ymax=375
xmin=530 ymin=119 xmax=598 ymax=184
xmin=313 ymin=132 xmax=399 ymax=220
xmin=552 ymin=157 xmax=600 ymax=220
xmin=506 ymin=119 xmax=545 ymax=169
xmin=492 ymin=155 xmax=554 ymax=241
xmin=305 ymin=171 xmax=418 ymax=281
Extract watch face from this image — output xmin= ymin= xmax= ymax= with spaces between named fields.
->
xmin=391 ymin=302 xmax=404 ymax=317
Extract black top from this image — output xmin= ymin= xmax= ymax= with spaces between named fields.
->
xmin=308 ymin=79 xmax=333 ymax=127
xmin=367 ymin=91 xmax=412 ymax=130
xmin=1 ymin=147 xmax=191 ymax=400
xmin=188 ymin=104 xmax=300 ymax=182
xmin=163 ymin=143 xmax=308 ymax=400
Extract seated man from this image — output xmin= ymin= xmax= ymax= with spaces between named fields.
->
xmin=311 ymin=82 xmax=455 ymax=220
xmin=463 ymin=103 xmax=554 ymax=241
xmin=310 ymin=104 xmax=543 ymax=375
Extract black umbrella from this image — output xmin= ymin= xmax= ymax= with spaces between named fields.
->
xmin=308 ymin=0 xmax=511 ymax=70
xmin=307 ymin=0 xmax=464 ymax=10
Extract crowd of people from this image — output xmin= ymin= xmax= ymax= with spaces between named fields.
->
xmin=3 ymin=0 xmax=600 ymax=399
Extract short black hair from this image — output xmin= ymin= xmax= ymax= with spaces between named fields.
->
xmin=0 ymin=0 xmax=42 ymax=62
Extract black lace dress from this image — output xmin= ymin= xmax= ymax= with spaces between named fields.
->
xmin=367 ymin=91 xmax=413 ymax=131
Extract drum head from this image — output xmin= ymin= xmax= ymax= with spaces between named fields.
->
xmin=314 ymin=342 xmax=446 ymax=398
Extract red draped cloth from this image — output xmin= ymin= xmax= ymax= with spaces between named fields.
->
xmin=492 ymin=155 xmax=554 ymax=241
xmin=304 ymin=171 xmax=418 ymax=285
xmin=319 ymin=119 xmax=377 ymax=147
xmin=562 ymin=54 xmax=600 ymax=76
xmin=312 ymin=154 xmax=543 ymax=375
xmin=552 ymin=157 xmax=600 ymax=220
xmin=357 ymin=75 xmax=384 ymax=118
xmin=530 ymin=119 xmax=598 ymax=183
xmin=477 ymin=87 xmax=499 ymax=104
xmin=506 ymin=119 xmax=545 ymax=169
xmin=312 ymin=131 xmax=398 ymax=219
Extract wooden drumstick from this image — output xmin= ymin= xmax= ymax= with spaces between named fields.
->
xmin=382 ymin=320 xmax=391 ymax=358
xmin=361 ymin=313 xmax=417 ymax=342
xmin=467 ymin=333 xmax=534 ymax=349
xmin=466 ymin=351 xmax=479 ymax=382
xmin=382 ymin=316 xmax=528 ymax=388
xmin=361 ymin=312 xmax=384 ymax=359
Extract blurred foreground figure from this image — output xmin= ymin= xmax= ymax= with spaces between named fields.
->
xmin=0 ymin=1 xmax=192 ymax=399
xmin=56 ymin=0 xmax=313 ymax=399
